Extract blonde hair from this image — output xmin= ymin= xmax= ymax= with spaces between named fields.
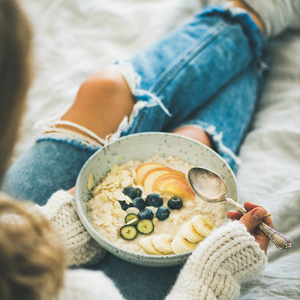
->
xmin=0 ymin=194 xmax=66 ymax=300
xmin=0 ymin=1 xmax=66 ymax=299
xmin=0 ymin=0 xmax=32 ymax=180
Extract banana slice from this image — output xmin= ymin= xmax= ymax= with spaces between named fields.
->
xmin=180 ymin=221 xmax=204 ymax=243
xmin=191 ymin=215 xmax=214 ymax=237
xmin=171 ymin=233 xmax=196 ymax=254
xmin=139 ymin=236 xmax=162 ymax=255
xmin=125 ymin=207 xmax=140 ymax=215
xmin=152 ymin=234 xmax=173 ymax=254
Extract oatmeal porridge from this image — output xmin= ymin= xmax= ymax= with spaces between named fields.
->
xmin=88 ymin=155 xmax=226 ymax=255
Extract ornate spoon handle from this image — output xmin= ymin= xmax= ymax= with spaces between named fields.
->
xmin=257 ymin=221 xmax=292 ymax=249
xmin=226 ymin=198 xmax=292 ymax=250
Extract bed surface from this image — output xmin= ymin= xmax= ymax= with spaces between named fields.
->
xmin=16 ymin=0 xmax=300 ymax=299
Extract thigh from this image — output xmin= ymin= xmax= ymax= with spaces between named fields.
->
xmin=1 ymin=140 xmax=98 ymax=205
xmin=117 ymin=6 xmax=267 ymax=137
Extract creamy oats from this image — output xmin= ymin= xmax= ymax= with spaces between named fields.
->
xmin=88 ymin=156 xmax=226 ymax=255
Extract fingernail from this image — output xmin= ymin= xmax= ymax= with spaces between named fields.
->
xmin=253 ymin=208 xmax=265 ymax=221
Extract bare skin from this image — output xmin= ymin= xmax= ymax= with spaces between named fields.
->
xmin=59 ymin=68 xmax=214 ymax=147
xmin=60 ymin=69 xmax=135 ymax=143
xmin=230 ymin=0 xmax=266 ymax=34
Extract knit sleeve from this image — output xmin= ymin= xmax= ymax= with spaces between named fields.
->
xmin=58 ymin=270 xmax=125 ymax=300
xmin=166 ymin=221 xmax=267 ymax=300
xmin=242 ymin=0 xmax=300 ymax=37
xmin=37 ymin=190 xmax=107 ymax=267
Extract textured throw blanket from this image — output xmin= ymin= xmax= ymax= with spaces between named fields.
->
xmin=15 ymin=0 xmax=300 ymax=299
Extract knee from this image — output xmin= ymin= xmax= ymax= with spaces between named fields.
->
xmin=77 ymin=69 xmax=130 ymax=106
xmin=172 ymin=126 xmax=213 ymax=149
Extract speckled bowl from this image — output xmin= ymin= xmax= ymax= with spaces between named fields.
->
xmin=75 ymin=132 xmax=238 ymax=267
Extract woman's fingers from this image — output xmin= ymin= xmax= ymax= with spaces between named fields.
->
xmin=227 ymin=210 xmax=242 ymax=220
xmin=68 ymin=186 xmax=76 ymax=196
xmin=239 ymin=207 xmax=265 ymax=232
xmin=244 ymin=201 xmax=274 ymax=228
xmin=227 ymin=201 xmax=274 ymax=254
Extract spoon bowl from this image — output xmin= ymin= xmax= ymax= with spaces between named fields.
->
xmin=188 ymin=168 xmax=227 ymax=203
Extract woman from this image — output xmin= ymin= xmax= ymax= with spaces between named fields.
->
xmin=2 ymin=0 xmax=295 ymax=299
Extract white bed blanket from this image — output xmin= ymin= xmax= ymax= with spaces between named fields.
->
xmin=16 ymin=0 xmax=300 ymax=299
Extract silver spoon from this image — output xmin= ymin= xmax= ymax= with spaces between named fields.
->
xmin=188 ymin=167 xmax=292 ymax=250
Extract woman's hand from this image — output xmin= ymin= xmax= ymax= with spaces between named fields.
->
xmin=227 ymin=202 xmax=274 ymax=254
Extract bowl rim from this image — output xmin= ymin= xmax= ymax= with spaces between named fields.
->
xmin=75 ymin=132 xmax=238 ymax=261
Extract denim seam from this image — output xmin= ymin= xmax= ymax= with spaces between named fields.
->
xmin=117 ymin=23 xmax=237 ymax=137
xmin=201 ymin=5 xmax=268 ymax=64
xmin=151 ymin=21 xmax=231 ymax=96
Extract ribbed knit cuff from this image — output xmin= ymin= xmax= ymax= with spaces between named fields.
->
xmin=38 ymin=190 xmax=106 ymax=266
xmin=167 ymin=221 xmax=267 ymax=300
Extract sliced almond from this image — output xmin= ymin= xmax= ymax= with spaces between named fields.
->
xmin=103 ymin=213 xmax=112 ymax=226
xmin=87 ymin=173 xmax=94 ymax=190
xmin=121 ymin=176 xmax=133 ymax=187
xmin=110 ymin=165 xmax=119 ymax=175
xmin=113 ymin=208 xmax=127 ymax=218
xmin=103 ymin=204 xmax=113 ymax=212
xmin=114 ymin=201 xmax=122 ymax=209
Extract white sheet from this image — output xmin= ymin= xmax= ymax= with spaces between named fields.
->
xmin=16 ymin=0 xmax=300 ymax=299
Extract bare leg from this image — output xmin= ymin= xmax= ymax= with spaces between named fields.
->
xmin=172 ymin=126 xmax=213 ymax=148
xmin=57 ymin=69 xmax=214 ymax=149
xmin=55 ymin=1 xmax=265 ymax=147
xmin=59 ymin=69 xmax=135 ymax=141
xmin=231 ymin=0 xmax=266 ymax=34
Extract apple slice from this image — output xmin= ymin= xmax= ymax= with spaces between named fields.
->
xmin=164 ymin=178 xmax=195 ymax=200
xmin=142 ymin=168 xmax=173 ymax=193
xmin=136 ymin=162 xmax=185 ymax=185
xmin=136 ymin=163 xmax=168 ymax=185
xmin=153 ymin=174 xmax=186 ymax=192
xmin=165 ymin=168 xmax=185 ymax=179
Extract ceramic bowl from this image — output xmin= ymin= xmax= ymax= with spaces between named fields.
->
xmin=75 ymin=132 xmax=238 ymax=267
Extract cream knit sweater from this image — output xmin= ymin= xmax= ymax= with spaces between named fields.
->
xmin=39 ymin=191 xmax=267 ymax=300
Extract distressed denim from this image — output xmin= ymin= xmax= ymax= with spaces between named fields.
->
xmin=1 ymin=5 xmax=269 ymax=300
xmin=110 ymin=5 xmax=269 ymax=171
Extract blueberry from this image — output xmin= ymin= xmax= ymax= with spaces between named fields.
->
xmin=135 ymin=188 xmax=142 ymax=198
xmin=167 ymin=197 xmax=183 ymax=210
xmin=133 ymin=197 xmax=146 ymax=210
xmin=138 ymin=208 xmax=154 ymax=220
xmin=156 ymin=207 xmax=170 ymax=221
xmin=122 ymin=186 xmax=137 ymax=200
xmin=119 ymin=200 xmax=133 ymax=211
xmin=145 ymin=193 xmax=163 ymax=207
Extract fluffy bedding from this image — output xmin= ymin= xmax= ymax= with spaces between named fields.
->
xmin=16 ymin=0 xmax=300 ymax=299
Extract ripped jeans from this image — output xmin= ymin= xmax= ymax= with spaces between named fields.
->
xmin=1 ymin=5 xmax=269 ymax=300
